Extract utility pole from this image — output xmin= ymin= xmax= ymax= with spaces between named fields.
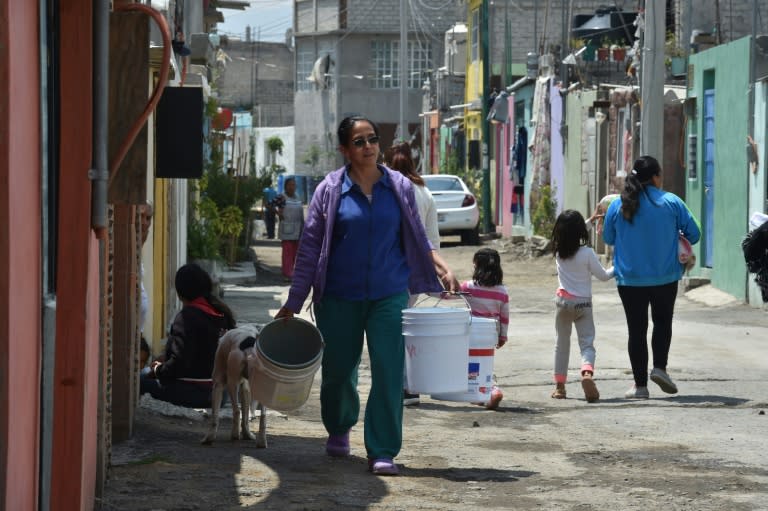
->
xmin=639 ymin=1 xmax=664 ymax=159
xmin=398 ymin=0 xmax=408 ymax=142
xmin=481 ymin=0 xmax=491 ymax=233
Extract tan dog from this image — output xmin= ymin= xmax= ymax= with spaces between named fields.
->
xmin=201 ymin=324 xmax=267 ymax=447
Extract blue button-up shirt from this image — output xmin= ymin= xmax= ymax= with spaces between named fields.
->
xmin=324 ymin=169 xmax=410 ymax=300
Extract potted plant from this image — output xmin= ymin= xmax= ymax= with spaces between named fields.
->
xmin=597 ymin=38 xmax=611 ymax=62
xmin=580 ymin=39 xmax=597 ymax=62
xmin=665 ymin=32 xmax=687 ymax=76
xmin=611 ymin=43 xmax=627 ymax=62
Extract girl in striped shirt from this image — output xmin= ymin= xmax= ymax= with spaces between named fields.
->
xmin=461 ymin=248 xmax=509 ymax=409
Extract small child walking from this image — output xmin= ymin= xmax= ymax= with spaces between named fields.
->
xmin=461 ymin=248 xmax=509 ymax=410
xmin=550 ymin=210 xmax=614 ymax=403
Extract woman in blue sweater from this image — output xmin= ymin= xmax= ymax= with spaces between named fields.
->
xmin=603 ymin=156 xmax=701 ymax=399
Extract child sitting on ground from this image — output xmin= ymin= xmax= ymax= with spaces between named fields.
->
xmin=461 ymin=248 xmax=509 ymax=410
xmin=140 ymin=263 xmax=236 ymax=408
xmin=550 ymin=210 xmax=614 ymax=402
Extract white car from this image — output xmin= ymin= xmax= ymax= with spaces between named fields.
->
xmin=421 ymin=174 xmax=481 ymax=245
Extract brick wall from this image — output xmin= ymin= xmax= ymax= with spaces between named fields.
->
xmin=215 ymin=39 xmax=294 ymax=126
xmin=676 ymin=0 xmax=758 ymax=49
xmin=346 ymin=0 xmax=462 ymax=35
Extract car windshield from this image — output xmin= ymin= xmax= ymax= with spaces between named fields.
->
xmin=424 ymin=178 xmax=462 ymax=192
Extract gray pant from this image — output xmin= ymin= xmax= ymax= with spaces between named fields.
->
xmin=553 ymin=296 xmax=596 ymax=383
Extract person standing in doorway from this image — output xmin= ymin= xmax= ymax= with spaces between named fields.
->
xmin=275 ymin=115 xmax=459 ymax=476
xmin=603 ymin=155 xmax=700 ymax=399
xmin=275 ymin=176 xmax=304 ymax=280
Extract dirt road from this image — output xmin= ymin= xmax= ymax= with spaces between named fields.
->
xmin=99 ymin=238 xmax=768 ymax=510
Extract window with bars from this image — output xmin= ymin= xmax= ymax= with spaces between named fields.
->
xmin=296 ymin=48 xmax=314 ymax=91
xmin=370 ymin=40 xmax=432 ymax=89
xmin=296 ymin=43 xmax=336 ymax=91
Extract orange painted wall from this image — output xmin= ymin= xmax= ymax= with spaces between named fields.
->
xmin=0 ymin=2 xmax=43 ymax=509
xmin=49 ymin=1 xmax=101 ymax=509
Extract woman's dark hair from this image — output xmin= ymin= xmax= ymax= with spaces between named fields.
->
xmin=337 ymin=115 xmax=380 ymax=147
xmin=175 ymin=263 xmax=236 ymax=328
xmin=551 ymin=209 xmax=589 ymax=259
xmin=387 ymin=142 xmax=424 ymax=186
xmin=472 ymin=248 xmax=503 ymax=287
xmin=621 ymin=155 xmax=661 ymax=222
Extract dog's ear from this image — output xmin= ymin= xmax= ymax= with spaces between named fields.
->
xmin=239 ymin=336 xmax=257 ymax=351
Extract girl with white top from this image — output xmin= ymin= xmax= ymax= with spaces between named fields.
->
xmin=550 ymin=209 xmax=614 ymax=402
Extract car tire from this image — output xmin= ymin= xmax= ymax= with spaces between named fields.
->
xmin=460 ymin=226 xmax=480 ymax=245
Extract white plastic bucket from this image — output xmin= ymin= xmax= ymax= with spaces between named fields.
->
xmin=402 ymin=318 xmax=469 ymax=336
xmin=431 ymin=317 xmax=498 ymax=402
xmin=402 ymin=306 xmax=470 ymax=394
xmin=402 ymin=306 xmax=470 ymax=322
xmin=252 ymin=317 xmax=324 ymax=412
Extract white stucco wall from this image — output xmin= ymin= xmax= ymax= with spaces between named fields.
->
xmin=253 ymin=126 xmax=296 ymax=174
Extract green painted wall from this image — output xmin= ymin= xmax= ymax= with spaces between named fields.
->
xmin=687 ymin=36 xmax=751 ymax=300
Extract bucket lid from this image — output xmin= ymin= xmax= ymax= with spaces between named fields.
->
xmin=402 ymin=307 xmax=470 ymax=320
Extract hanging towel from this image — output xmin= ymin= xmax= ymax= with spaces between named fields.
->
xmin=514 ymin=126 xmax=528 ymax=181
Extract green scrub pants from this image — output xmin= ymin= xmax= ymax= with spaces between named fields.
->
xmin=314 ymin=292 xmax=408 ymax=460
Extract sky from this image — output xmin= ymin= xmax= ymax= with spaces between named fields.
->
xmin=216 ymin=1 xmax=293 ymax=43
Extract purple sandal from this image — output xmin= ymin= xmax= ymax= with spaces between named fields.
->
xmin=325 ymin=432 xmax=350 ymax=457
xmin=368 ymin=458 xmax=399 ymax=476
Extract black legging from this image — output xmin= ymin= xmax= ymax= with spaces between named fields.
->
xmin=617 ymin=282 xmax=678 ymax=387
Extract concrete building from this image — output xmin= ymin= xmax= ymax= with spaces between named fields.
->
xmin=292 ymin=0 xmax=463 ymax=175
xmin=215 ymin=37 xmax=295 ymax=127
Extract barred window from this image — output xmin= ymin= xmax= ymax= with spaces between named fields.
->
xmin=370 ymin=40 xmax=432 ymax=89
xmin=296 ymin=42 xmax=336 ymax=91
xmin=296 ymin=48 xmax=314 ymax=91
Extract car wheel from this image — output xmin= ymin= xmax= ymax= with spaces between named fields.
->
xmin=460 ymin=226 xmax=480 ymax=245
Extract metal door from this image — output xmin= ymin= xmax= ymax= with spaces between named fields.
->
xmin=703 ymin=89 xmax=715 ymax=267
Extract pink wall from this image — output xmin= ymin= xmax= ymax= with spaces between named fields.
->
xmin=50 ymin=2 xmax=100 ymax=509
xmin=497 ymin=96 xmax=515 ymax=237
xmin=0 ymin=2 xmax=43 ymax=509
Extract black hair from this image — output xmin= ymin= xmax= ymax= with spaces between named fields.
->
xmin=551 ymin=209 xmax=589 ymax=260
xmin=337 ymin=115 xmax=380 ymax=147
xmin=472 ymin=248 xmax=503 ymax=287
xmin=175 ymin=263 xmax=236 ymax=328
xmin=140 ymin=335 xmax=150 ymax=355
xmin=621 ymin=155 xmax=661 ymax=223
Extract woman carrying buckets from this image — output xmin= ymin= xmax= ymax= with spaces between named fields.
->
xmin=275 ymin=115 xmax=459 ymax=476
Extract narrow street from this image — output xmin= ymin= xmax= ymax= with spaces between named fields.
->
xmin=100 ymin=239 xmax=768 ymax=511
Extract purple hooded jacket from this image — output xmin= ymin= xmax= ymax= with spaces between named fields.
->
xmin=284 ymin=164 xmax=442 ymax=313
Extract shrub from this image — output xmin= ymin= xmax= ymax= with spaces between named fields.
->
xmin=531 ymin=184 xmax=557 ymax=237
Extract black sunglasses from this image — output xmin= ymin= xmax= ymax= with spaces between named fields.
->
xmin=351 ymin=135 xmax=380 ymax=147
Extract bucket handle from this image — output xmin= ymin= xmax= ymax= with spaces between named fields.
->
xmin=413 ymin=291 xmax=474 ymax=325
